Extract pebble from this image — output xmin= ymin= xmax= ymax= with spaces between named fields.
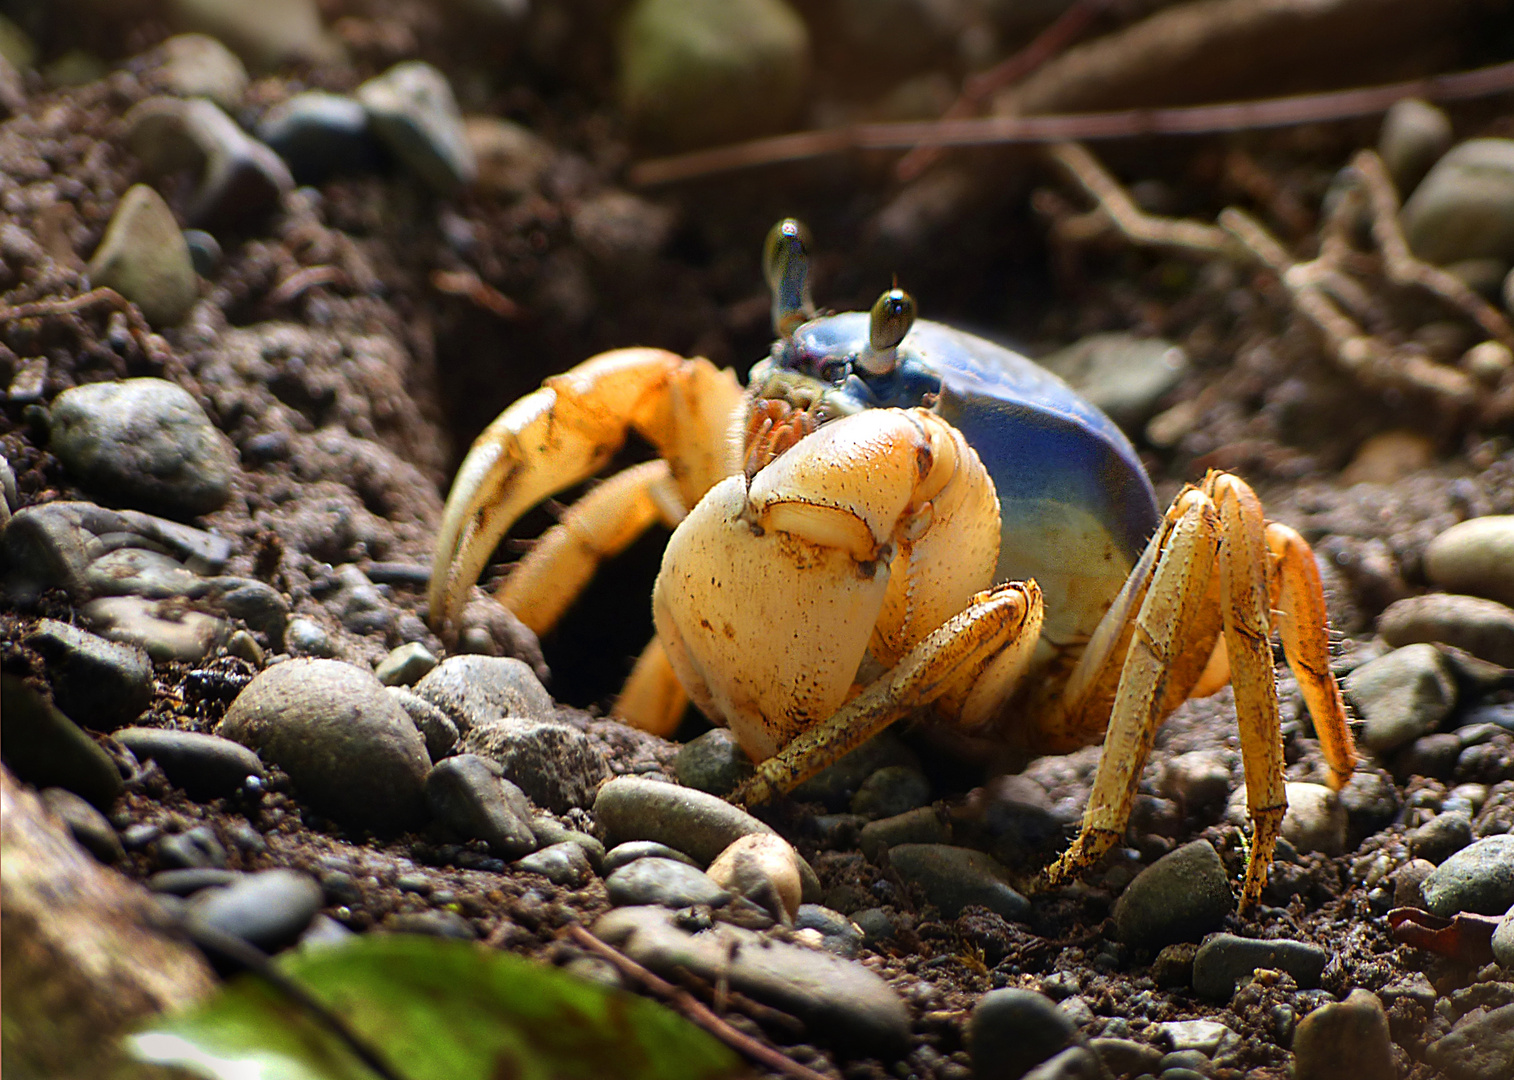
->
xmin=219 ymin=659 xmax=431 ymax=831
xmin=375 ymin=642 xmax=437 ymax=687
xmin=1156 ymin=1018 xmax=1237 ymax=1055
xmin=967 ymin=988 xmax=1077 ymax=1080
xmin=1344 ymin=643 xmax=1457 ymax=754
xmin=852 ymin=907 xmax=895 ymax=945
xmin=424 ymin=754 xmax=537 ymax=858
xmin=458 ymin=719 xmax=608 ymax=813
xmin=1191 ymin=934 xmax=1327 ymax=1000
xmin=979 ymin=773 xmax=1065 ymax=851
xmin=673 ymin=727 xmax=753 ymax=795
xmin=387 ymin=687 xmax=458 ymax=761
xmin=465 ymin=116 xmax=554 ymax=198
xmin=413 ymin=655 xmax=554 ymax=736
xmin=515 ymin=841 xmax=594 ymax=888
xmin=156 ymin=825 xmax=228 ymax=870
xmin=886 ymin=844 xmax=1030 ymax=923
xmin=850 ymin=764 xmax=931 ymax=819
xmin=1424 ymin=1002 xmax=1514 ymax=1080
xmin=1113 ymin=839 xmax=1233 ymax=950
xmin=1036 ymin=333 xmax=1189 ymax=433
xmin=706 ymin=834 xmax=802 ymax=924
xmin=1379 ymin=98 xmax=1453 ymax=197
xmin=1158 ymin=750 xmax=1233 ymax=815
xmin=1378 ymin=593 xmax=1514 ymax=668
xmin=1338 ymin=767 xmax=1401 ymax=841
xmin=859 ymin=806 xmax=951 ymax=863
xmin=114 ymin=727 xmax=265 ymax=800
xmin=596 ymin=774 xmax=780 ymax=866
xmin=1409 ymin=810 xmax=1474 ymax=864
xmin=1425 ymin=516 xmax=1514 ymax=608
xmin=49 ymin=378 xmax=235 ymax=519
xmin=26 ymin=619 xmax=152 ymax=730
xmin=187 ymin=869 xmax=324 ymax=953
xmin=357 ymin=61 xmax=475 ymax=195
xmin=182 ymin=228 xmax=220 ymax=276
xmin=1421 ymin=834 xmax=1514 ymax=916
xmin=1402 ymin=139 xmax=1514 ymax=265
xmin=83 ymin=596 xmax=229 ymax=662
xmin=795 ymin=904 xmax=863 ymax=959
xmin=792 ymin=732 xmax=919 ymax=810
xmin=285 ymin=616 xmax=334 ymax=657
xmin=595 ymin=904 xmax=909 ymax=1052
xmin=210 ymin=580 xmax=289 ymax=645
xmin=618 ymin=0 xmax=809 ymax=150
xmin=602 ymin=840 xmax=699 ymax=876
xmin=605 ymin=858 xmax=731 ymax=909
xmin=125 ymin=96 xmax=293 ymax=226
xmin=1226 ymin=782 xmax=1346 ymax=856
xmin=0 ymin=674 xmax=123 ymax=809
xmin=1292 ymin=989 xmax=1394 ymax=1080
xmin=167 ymin=0 xmax=341 ymax=68
xmin=153 ymin=33 xmax=247 ymax=107
xmin=86 ymin=185 xmax=197 ymax=327
xmin=1493 ymin=906 xmax=1514 ymax=969
xmin=40 ymin=786 xmax=124 ymax=864
xmin=1090 ymin=1038 xmax=1162 ymax=1077
xmin=1393 ymin=858 xmax=1436 ymax=908
xmin=257 ymin=91 xmax=386 ymax=185
xmin=386 ymin=910 xmax=475 ymax=939
xmin=1151 ymin=943 xmax=1197 ymax=988
xmin=148 ymin=867 xmax=241 ymax=896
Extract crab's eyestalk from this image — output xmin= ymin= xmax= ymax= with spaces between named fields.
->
xmin=764 ymin=218 xmax=814 ymax=339
xmin=858 ymin=288 xmax=916 ymax=375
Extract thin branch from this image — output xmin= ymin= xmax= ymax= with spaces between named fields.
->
xmin=564 ymin=923 xmax=833 ymax=1080
xmin=631 ymin=60 xmax=1514 ymax=186
xmin=0 ymin=285 xmax=173 ymax=366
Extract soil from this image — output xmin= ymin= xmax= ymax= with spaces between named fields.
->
xmin=3 ymin=3 xmax=1514 ymax=1079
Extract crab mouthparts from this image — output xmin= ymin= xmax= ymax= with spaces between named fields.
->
xmin=742 ymin=396 xmax=820 ymax=479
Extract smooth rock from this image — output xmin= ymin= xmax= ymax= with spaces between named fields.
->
xmin=967 ymin=987 xmax=1077 ymax=1080
xmin=219 ymin=659 xmax=430 ymax=831
xmin=1421 ymin=835 xmax=1514 ymax=916
xmin=387 ymin=687 xmax=457 ymax=762
xmin=86 ymin=185 xmax=196 ymax=327
xmin=413 ymin=654 xmax=553 ymax=735
xmin=1344 ymin=643 xmax=1457 ymax=754
xmin=1402 ymin=139 xmax=1514 ymax=265
xmin=1036 ymin=333 xmax=1189 ymax=433
xmin=1379 ymin=593 xmax=1514 ymax=668
xmin=357 ymin=61 xmax=474 ymax=194
xmin=980 ymin=773 xmax=1064 ymax=853
xmin=1090 ymin=1038 xmax=1162 ymax=1078
xmin=618 ymin=0 xmax=810 ymax=150
xmin=791 ymin=731 xmax=919 ymax=809
xmin=0 ymin=674 xmax=123 ymax=809
xmin=605 ymin=858 xmax=730 ymax=908
xmin=84 ymin=596 xmax=228 ymax=662
xmin=1425 ymin=1002 xmax=1514 ymax=1080
xmin=706 ymin=834 xmax=802 ymax=923
xmin=424 ymin=754 xmax=537 ymax=858
xmin=602 ymin=840 xmax=699 ymax=876
xmin=183 ymin=229 xmax=220 ymax=276
xmin=156 ymin=825 xmax=227 ymax=870
xmin=1410 ymin=810 xmax=1474 ymax=864
xmin=1158 ymin=750 xmax=1233 ymax=814
xmin=114 ymin=727 xmax=264 ymax=800
xmin=457 ymin=719 xmax=607 ymax=813
xmin=860 ymin=806 xmax=951 ymax=862
xmin=888 ymin=844 xmax=1030 ymax=923
xmin=1339 ymin=768 xmax=1401 ymax=842
xmin=850 ymin=764 xmax=931 ymax=820
xmin=26 ymin=619 xmax=152 ymax=730
xmin=1394 ymin=858 xmax=1436 ymax=908
xmin=375 ymin=642 xmax=436 ymax=687
xmin=1292 ymin=989 xmax=1395 ymax=1080
xmin=1151 ymin=943 xmax=1197 ymax=988
xmin=1493 ymin=905 xmax=1514 ymax=969
xmin=1113 ymin=839 xmax=1233 ymax=950
xmin=1019 ymin=1048 xmax=1101 ymax=1080
xmin=148 ymin=867 xmax=241 ymax=896
xmin=1156 ymin=1018 xmax=1237 ymax=1055
xmin=386 ymin=909 xmax=475 ymax=939
xmin=795 ymin=904 xmax=863 ymax=959
xmin=257 ymin=91 xmax=386 ymax=184
xmin=465 ymin=116 xmax=553 ymax=198
xmin=49 ymin=378 xmax=235 ymax=518
xmin=515 ymin=841 xmax=593 ymax=888
xmin=187 ymin=869 xmax=324 ymax=953
xmin=673 ymin=727 xmax=753 ymax=795
xmin=285 ymin=616 xmax=333 ymax=657
xmin=1191 ymin=934 xmax=1328 ymax=1000
xmin=1426 ymin=516 xmax=1514 ymax=608
xmin=209 ymin=579 xmax=288 ymax=644
xmin=527 ymin=818 xmax=604 ymax=869
xmin=40 ymin=787 xmax=124 ymax=864
xmin=1225 ymin=781 xmax=1347 ymax=856
xmin=595 ymin=904 xmax=909 ymax=1052
xmin=153 ymin=33 xmax=247 ymax=107
xmin=1379 ymin=98 xmax=1453 ymax=197
xmin=167 ymin=0 xmax=341 ymax=68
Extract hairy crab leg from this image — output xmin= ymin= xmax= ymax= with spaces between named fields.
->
xmin=429 ymin=348 xmax=741 ymax=636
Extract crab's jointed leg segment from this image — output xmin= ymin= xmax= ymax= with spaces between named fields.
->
xmin=615 ymin=636 xmax=689 ymax=738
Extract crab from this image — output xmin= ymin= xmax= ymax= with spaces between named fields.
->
xmin=430 ymin=219 xmax=1358 ymax=907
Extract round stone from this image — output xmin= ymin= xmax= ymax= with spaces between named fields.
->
xmin=1379 ymin=98 xmax=1452 ymax=197
xmin=1292 ymin=989 xmax=1394 ymax=1080
xmin=604 ymin=858 xmax=731 ymax=909
xmin=26 ymin=619 xmax=152 ymax=731
xmin=1378 ymin=592 xmax=1514 ymax=668
xmin=706 ymin=834 xmax=802 ymax=923
xmin=514 ymin=841 xmax=594 ymax=888
xmin=673 ymin=727 xmax=753 ymax=795
xmin=887 ymin=843 xmax=1030 ymax=923
xmin=1425 ymin=516 xmax=1514 ymax=608
xmin=1343 ymin=643 xmax=1457 ymax=754
xmin=424 ymin=754 xmax=537 ymax=858
xmin=114 ymin=727 xmax=265 ymax=800
xmin=257 ymin=90 xmax=386 ymax=184
xmin=413 ymin=654 xmax=554 ymax=735
xmin=1035 ymin=332 xmax=1189 ymax=433
xmin=375 ymin=642 xmax=437 ymax=687
xmin=86 ymin=184 xmax=196 ymax=327
xmin=1402 ymin=138 xmax=1514 ymax=265
xmin=1409 ymin=811 xmax=1473 ymax=864
xmin=357 ymin=61 xmax=474 ymax=194
xmin=1113 ymin=839 xmax=1233 ymax=950
xmin=153 ymin=33 xmax=248 ymax=107
xmin=849 ymin=764 xmax=931 ymax=820
xmin=1191 ymin=934 xmax=1327 ymax=1000
xmin=1493 ymin=905 xmax=1514 ymax=970
xmin=40 ymin=787 xmax=124 ymax=864
xmin=187 ymin=868 xmax=324 ymax=953
xmin=456 ymin=719 xmax=607 ymax=813
xmin=1421 ymin=834 xmax=1514 ymax=916
xmin=602 ymin=840 xmax=700 ymax=876
xmin=967 ymin=988 xmax=1076 ymax=1080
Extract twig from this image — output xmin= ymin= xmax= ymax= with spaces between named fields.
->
xmin=267 ymin=264 xmax=347 ymax=306
xmin=894 ymin=0 xmax=1113 ymax=182
xmin=631 ymin=60 xmax=1514 ymax=185
xmin=0 ymin=285 xmax=172 ymax=366
xmin=431 ymin=268 xmax=525 ymax=320
xmin=564 ymin=923 xmax=832 ymax=1080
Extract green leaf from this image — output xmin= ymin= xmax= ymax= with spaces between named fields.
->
xmin=127 ymin=933 xmax=743 ymax=1080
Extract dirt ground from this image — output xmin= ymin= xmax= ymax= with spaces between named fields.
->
xmin=4 ymin=2 xmax=1514 ymax=1079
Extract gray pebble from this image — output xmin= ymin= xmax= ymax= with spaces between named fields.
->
xmin=887 ymin=843 xmax=1030 ymax=923
xmin=795 ymin=904 xmax=863 ymax=958
xmin=86 ymin=185 xmax=196 ymax=327
xmin=1191 ymin=934 xmax=1327 ymax=1000
xmin=1397 ymin=732 xmax=1462 ymax=781
xmin=49 ymin=378 xmax=235 ymax=519
xmin=166 ymin=0 xmax=340 ymax=68
xmin=357 ymin=61 xmax=474 ymax=194
xmin=1157 ymin=750 xmax=1233 ymax=815
xmin=595 ymin=904 xmax=909 ymax=1053
xmin=1090 ymin=1038 xmax=1162 ymax=1078
xmin=1421 ymin=834 xmax=1514 ymax=916
xmin=386 ymin=686 xmax=458 ymax=762
xmin=1425 ymin=516 xmax=1514 ymax=608
xmin=386 ymin=909 xmax=476 ymax=939
xmin=1410 ymin=810 xmax=1474 ymax=864
xmin=1338 ymin=768 xmax=1401 ymax=841
xmin=673 ymin=727 xmax=753 ymax=795
xmin=424 ymin=754 xmax=537 ymax=858
xmin=414 ymin=654 xmax=554 ymax=736
xmin=852 ymin=907 xmax=895 ymax=945
xmin=257 ymin=91 xmax=386 ymax=184
xmin=458 ymin=718 xmax=607 ymax=813
xmin=602 ymin=840 xmax=699 ymax=876
xmin=209 ymin=579 xmax=289 ymax=646
xmin=605 ymin=858 xmax=730 ymax=909
xmin=188 ymin=869 xmax=324 ymax=952
xmin=1379 ymin=98 xmax=1453 ymax=197
xmin=527 ymin=817 xmax=604 ymax=870
xmin=1037 ymin=333 xmax=1189 ymax=433
xmin=1157 ymin=1050 xmax=1208 ymax=1073
xmin=115 ymin=727 xmax=264 ymax=799
xmin=219 ymin=659 xmax=430 ymax=831
xmin=515 ymin=842 xmax=594 ymax=888
xmin=1394 ymin=858 xmax=1437 ymax=908
xmin=791 ymin=731 xmax=918 ymax=809
xmin=1424 ymin=1002 xmax=1514 ymax=1080
xmin=375 ymin=642 xmax=437 ymax=687
xmin=0 ymin=674 xmax=123 ymax=809
xmin=83 ymin=596 xmax=229 ymax=662
xmin=27 ymin=619 xmax=152 ymax=730
xmin=1493 ymin=905 xmax=1514 ymax=969
xmin=1379 ymin=592 xmax=1514 ymax=668
xmin=980 ymin=774 xmax=1065 ymax=852
xmin=850 ymin=764 xmax=931 ymax=819
xmin=967 ymin=987 xmax=1076 ymax=1080
xmin=1114 ymin=839 xmax=1233 ymax=950
xmin=1292 ymin=989 xmax=1394 ymax=1080
xmin=1402 ymin=139 xmax=1514 ymax=266
xmin=183 ymin=229 xmax=220 ymax=276
xmin=1021 ymin=1047 xmax=1101 ymax=1080
xmin=285 ymin=616 xmax=334 ymax=657
xmin=153 ymin=33 xmax=247 ymax=108
xmin=859 ymin=805 xmax=951 ymax=863
xmin=40 ymin=786 xmax=124 ymax=864
xmin=1156 ymin=1018 xmax=1236 ymax=1055
xmin=121 ymin=823 xmax=162 ymax=851
xmin=149 ymin=867 xmax=242 ymax=895
xmin=466 ymin=116 xmax=554 ymax=199
xmin=1344 ymin=643 xmax=1456 ymax=754
xmin=157 ymin=825 xmax=228 ymax=870
xmin=562 ymin=955 xmax=622 ymax=990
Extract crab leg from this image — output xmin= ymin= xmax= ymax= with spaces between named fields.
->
xmin=615 ymin=637 xmax=689 ymax=737
xmin=428 ymin=348 xmax=741 ymax=635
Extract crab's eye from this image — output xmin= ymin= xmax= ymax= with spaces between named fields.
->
xmin=858 ymin=288 xmax=915 ymax=375
xmin=764 ymin=218 xmax=814 ymax=339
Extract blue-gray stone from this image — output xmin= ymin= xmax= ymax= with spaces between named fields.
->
xmin=967 ymin=987 xmax=1077 ymax=1080
xmin=424 ymin=754 xmax=537 ymax=858
xmin=188 ymin=869 xmax=324 ymax=952
xmin=850 ymin=764 xmax=931 ymax=819
xmin=673 ymin=727 xmax=752 ymax=795
xmin=40 ymin=786 xmax=124 ymax=864
xmin=515 ymin=841 xmax=594 ymax=888
xmin=257 ymin=91 xmax=386 ymax=184
xmin=114 ymin=727 xmax=264 ymax=799
xmin=602 ymin=840 xmax=699 ymax=876
xmin=27 ymin=619 xmax=152 ymax=730
xmin=888 ymin=843 xmax=1030 ymax=923
xmin=1191 ymin=934 xmax=1328 ymax=1000
xmin=1422 ymin=835 xmax=1514 ymax=916
xmin=604 ymin=858 xmax=730 ymax=909
xmin=357 ymin=62 xmax=474 ymax=194
xmin=1114 ymin=840 xmax=1233 ymax=950
xmin=795 ymin=904 xmax=863 ymax=958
